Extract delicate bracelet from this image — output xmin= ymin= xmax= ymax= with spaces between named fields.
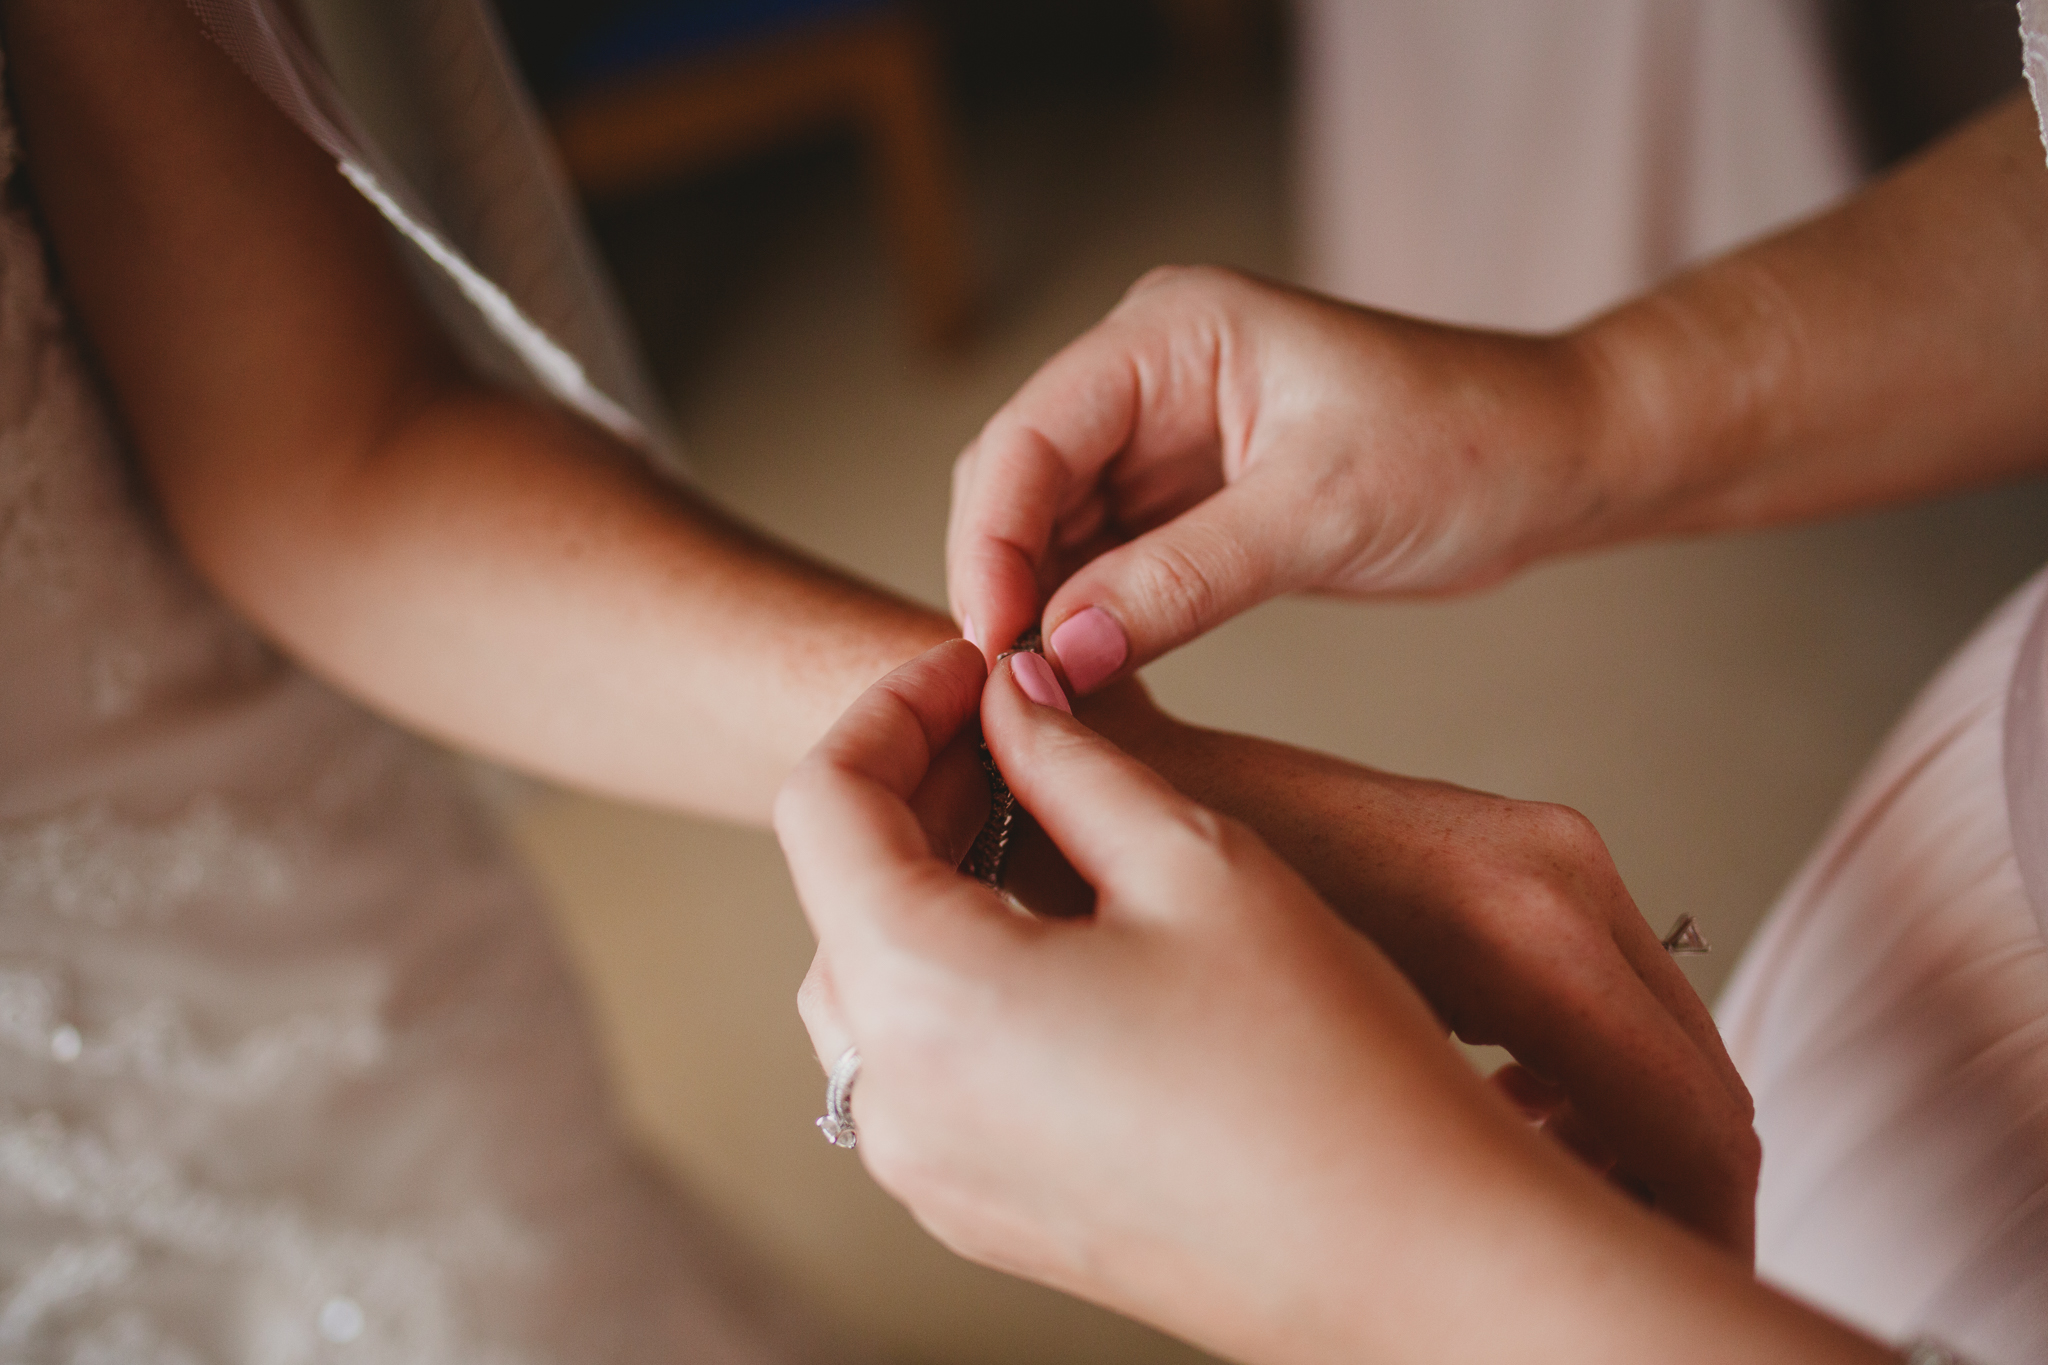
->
xmin=959 ymin=628 xmax=1042 ymax=889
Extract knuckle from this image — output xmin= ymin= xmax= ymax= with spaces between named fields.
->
xmin=1735 ymin=1137 xmax=1763 ymax=1202
xmin=1122 ymin=262 xmax=1198 ymax=301
xmin=1652 ymin=1093 xmax=1763 ymax=1200
xmin=1297 ymin=458 xmax=1376 ymax=558
xmin=769 ymin=765 xmax=825 ymax=843
xmin=1726 ymin=1122 xmax=1763 ymax=1189
xmin=923 ymin=1202 xmax=1012 ymax=1271
xmin=793 ymin=967 xmax=829 ymax=1025
xmin=1119 ymin=262 xmax=1241 ymax=310
xmin=1731 ymin=1072 xmax=1758 ymax=1126
xmin=1525 ymin=802 xmax=1610 ymax=860
xmin=1129 ymin=527 xmax=1248 ymax=638
xmin=858 ymin=1128 xmax=934 ymax=1211
xmin=1150 ymin=806 xmax=1269 ymax=887
xmin=1454 ymin=801 xmax=1626 ymax=932
xmin=1157 ymin=803 xmax=1236 ymax=858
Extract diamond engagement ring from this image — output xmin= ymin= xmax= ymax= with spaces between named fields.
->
xmin=816 ymin=1047 xmax=862 ymax=1149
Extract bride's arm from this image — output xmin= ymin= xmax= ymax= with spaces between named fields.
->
xmin=2 ymin=0 xmax=956 ymax=820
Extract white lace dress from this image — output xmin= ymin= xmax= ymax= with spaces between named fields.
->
xmin=0 ymin=43 xmax=817 ymax=1365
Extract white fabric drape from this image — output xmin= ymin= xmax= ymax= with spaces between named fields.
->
xmin=185 ymin=0 xmax=679 ymax=467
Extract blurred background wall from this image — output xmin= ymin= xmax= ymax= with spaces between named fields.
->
xmin=314 ymin=2 xmax=2040 ymax=1361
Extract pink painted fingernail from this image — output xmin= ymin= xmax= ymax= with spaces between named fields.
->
xmin=1008 ymin=651 xmax=1072 ymax=713
xmin=961 ymin=613 xmax=983 ymax=651
xmin=1048 ymin=607 xmax=1127 ymax=694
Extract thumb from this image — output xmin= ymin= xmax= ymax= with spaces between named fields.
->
xmin=982 ymin=650 xmax=1273 ymax=911
xmin=1039 ymin=466 xmax=1335 ymax=693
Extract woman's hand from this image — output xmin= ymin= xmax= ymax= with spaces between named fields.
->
xmin=1076 ymin=682 xmax=1759 ymax=1257
xmin=946 ymin=267 xmax=1611 ymax=693
xmin=951 ymin=98 xmax=2048 ymax=698
xmin=779 ymin=639 xmax=1508 ymax=1360
xmin=775 ymin=642 xmax=1880 ymax=1365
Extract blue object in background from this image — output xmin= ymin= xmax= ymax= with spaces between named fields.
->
xmin=562 ymin=0 xmax=894 ymax=88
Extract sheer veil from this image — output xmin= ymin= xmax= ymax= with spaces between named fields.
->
xmin=183 ymin=0 xmax=681 ymax=469
xmin=2026 ymin=0 xmax=2048 ymax=170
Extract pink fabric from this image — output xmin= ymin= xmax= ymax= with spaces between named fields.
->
xmin=1293 ymin=0 xmax=1859 ymax=329
xmin=1718 ymin=573 xmax=2048 ymax=1362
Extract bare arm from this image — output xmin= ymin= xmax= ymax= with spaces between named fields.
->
xmin=1581 ymin=94 xmax=2048 ymax=545
xmin=1 ymin=0 xmax=949 ymax=821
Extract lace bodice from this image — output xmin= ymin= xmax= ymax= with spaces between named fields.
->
xmin=0 ymin=40 xmax=807 ymax=1365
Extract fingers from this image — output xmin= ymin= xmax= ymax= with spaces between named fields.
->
xmin=1037 ymin=463 xmax=1336 ymax=694
xmin=949 ymin=422 xmax=1075 ymax=660
xmin=1607 ymin=914 xmax=1759 ymax=1252
xmin=947 ymin=274 xmax=1240 ymax=664
xmin=774 ymin=640 xmax=999 ymax=950
xmin=907 ymin=723 xmax=995 ymax=868
xmin=805 ymin=638 xmax=988 ymax=803
xmin=1493 ymin=941 xmax=1760 ymax=1256
xmin=1610 ymin=914 xmax=1756 ymax=1119
xmin=982 ymin=650 xmax=1285 ymax=912
xmin=1448 ymin=805 xmax=1756 ymax=1252
xmin=797 ymin=951 xmax=853 ymax=1069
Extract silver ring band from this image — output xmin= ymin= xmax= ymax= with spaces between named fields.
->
xmin=816 ymin=1047 xmax=861 ymax=1148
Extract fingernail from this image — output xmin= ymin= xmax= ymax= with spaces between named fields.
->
xmin=961 ymin=613 xmax=983 ymax=651
xmin=1048 ymin=607 xmax=1127 ymax=694
xmin=1008 ymin=651 xmax=1071 ymax=713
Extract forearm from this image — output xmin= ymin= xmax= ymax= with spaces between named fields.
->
xmin=258 ymin=390 xmax=954 ymax=819
xmin=1333 ymin=1153 xmax=1889 ymax=1365
xmin=1166 ymin=1074 xmax=1885 ymax=1365
xmin=1572 ymin=94 xmax=2048 ymax=547
xmin=2 ymin=0 xmax=961 ymax=819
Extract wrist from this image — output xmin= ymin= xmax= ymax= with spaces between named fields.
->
xmin=1552 ymin=311 xmax=1688 ymax=553
xmin=1560 ymin=261 xmax=1797 ymax=547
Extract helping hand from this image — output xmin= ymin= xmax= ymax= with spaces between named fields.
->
xmin=785 ymin=648 xmax=1759 ymax=1264
xmin=777 ymin=640 xmax=1505 ymax=1357
xmin=946 ymin=266 xmax=1612 ymax=693
xmin=1140 ymin=719 xmax=1759 ymax=1254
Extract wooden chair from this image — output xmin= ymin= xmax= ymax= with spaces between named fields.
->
xmin=547 ymin=4 xmax=973 ymax=346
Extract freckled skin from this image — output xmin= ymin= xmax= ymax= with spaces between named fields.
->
xmin=785 ymin=642 xmax=1896 ymax=1365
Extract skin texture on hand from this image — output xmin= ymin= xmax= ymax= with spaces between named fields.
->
xmin=947 ymin=95 xmax=2048 ymax=698
xmin=777 ymin=642 xmax=1893 ymax=1365
xmin=1079 ymin=678 xmax=1759 ymax=1256
xmin=946 ymin=266 xmax=1602 ymax=693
